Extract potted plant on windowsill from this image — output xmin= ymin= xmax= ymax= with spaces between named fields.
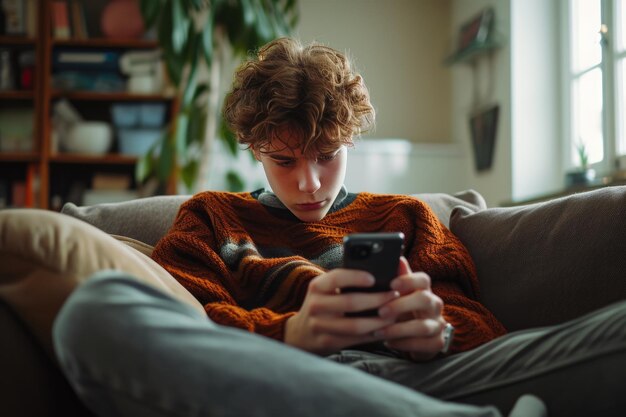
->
xmin=565 ymin=142 xmax=596 ymax=188
xmin=137 ymin=0 xmax=299 ymax=193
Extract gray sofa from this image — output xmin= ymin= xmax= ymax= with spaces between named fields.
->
xmin=1 ymin=186 xmax=626 ymax=416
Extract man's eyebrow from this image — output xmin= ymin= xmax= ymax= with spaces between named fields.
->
xmin=267 ymin=153 xmax=295 ymax=161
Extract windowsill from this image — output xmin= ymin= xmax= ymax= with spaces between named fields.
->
xmin=501 ymin=175 xmax=626 ymax=207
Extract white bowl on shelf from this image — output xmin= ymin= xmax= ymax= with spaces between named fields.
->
xmin=63 ymin=122 xmax=113 ymax=155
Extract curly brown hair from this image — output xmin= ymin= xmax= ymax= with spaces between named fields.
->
xmin=223 ymin=37 xmax=375 ymax=155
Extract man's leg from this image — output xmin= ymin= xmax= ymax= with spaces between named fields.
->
xmin=53 ymin=271 xmax=509 ymax=417
xmin=329 ymin=300 xmax=626 ymax=416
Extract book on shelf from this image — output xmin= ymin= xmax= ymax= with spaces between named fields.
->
xmin=91 ymin=172 xmax=131 ymax=190
xmin=51 ymin=0 xmax=71 ymax=39
xmin=0 ymin=179 xmax=7 ymax=209
xmin=24 ymin=162 xmax=37 ymax=207
xmin=25 ymin=0 xmax=37 ymax=37
xmin=2 ymin=0 xmax=26 ymax=35
xmin=69 ymin=0 xmax=88 ymax=39
xmin=11 ymin=181 xmax=26 ymax=207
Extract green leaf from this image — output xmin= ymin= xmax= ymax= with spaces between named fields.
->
xmin=201 ymin=18 xmax=213 ymax=67
xmin=252 ymin=0 xmax=273 ymax=43
xmin=193 ymin=82 xmax=209 ymax=102
xmin=181 ymin=40 xmax=200 ymax=108
xmin=189 ymin=0 xmax=203 ymax=10
xmin=183 ymin=18 xmax=197 ymax=61
xmin=187 ymin=105 xmax=207 ymax=145
xmin=172 ymin=0 xmax=191 ymax=55
xmin=226 ymin=170 xmax=245 ymax=192
xmin=135 ymin=152 xmax=154 ymax=183
xmin=158 ymin=1 xmax=174 ymax=49
xmin=180 ymin=160 xmax=199 ymax=191
xmin=174 ymin=112 xmax=190 ymax=157
xmin=163 ymin=50 xmax=184 ymax=86
xmin=240 ymin=0 xmax=256 ymax=27
xmin=157 ymin=135 xmax=175 ymax=182
xmin=219 ymin=119 xmax=239 ymax=156
xmin=140 ymin=0 xmax=162 ymax=29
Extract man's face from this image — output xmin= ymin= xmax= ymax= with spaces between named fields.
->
xmin=254 ymin=131 xmax=347 ymax=222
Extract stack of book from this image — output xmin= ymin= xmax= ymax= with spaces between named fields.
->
xmin=51 ymin=0 xmax=89 ymax=40
xmin=52 ymin=48 xmax=124 ymax=92
xmin=82 ymin=172 xmax=137 ymax=205
xmin=1 ymin=0 xmax=37 ymax=37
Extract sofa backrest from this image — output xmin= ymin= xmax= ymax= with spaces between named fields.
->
xmin=61 ymin=190 xmax=487 ymax=246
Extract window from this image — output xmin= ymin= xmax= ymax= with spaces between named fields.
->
xmin=564 ymin=0 xmax=626 ymax=172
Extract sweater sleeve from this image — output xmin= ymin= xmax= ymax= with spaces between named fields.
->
xmin=151 ymin=198 xmax=296 ymax=342
xmin=406 ymin=202 xmax=507 ymax=354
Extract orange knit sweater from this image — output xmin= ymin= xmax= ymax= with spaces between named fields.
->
xmin=151 ymin=190 xmax=506 ymax=354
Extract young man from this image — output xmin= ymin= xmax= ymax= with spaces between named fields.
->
xmin=151 ymin=37 xmax=506 ymax=360
xmin=53 ymin=38 xmax=626 ymax=417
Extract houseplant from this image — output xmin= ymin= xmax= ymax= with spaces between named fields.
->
xmin=565 ymin=141 xmax=596 ymax=187
xmin=138 ymin=0 xmax=299 ymax=192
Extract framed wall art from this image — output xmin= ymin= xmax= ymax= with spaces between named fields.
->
xmin=469 ymin=105 xmax=499 ymax=172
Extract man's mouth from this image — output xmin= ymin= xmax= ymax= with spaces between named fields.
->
xmin=295 ymin=200 xmax=327 ymax=211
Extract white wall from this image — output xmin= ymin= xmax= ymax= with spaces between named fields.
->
xmin=295 ymin=0 xmax=453 ymax=143
xmin=510 ymin=0 xmax=562 ymax=201
xmin=206 ymin=0 xmax=565 ymax=207
xmin=449 ymin=0 xmax=563 ymax=205
xmin=205 ymin=138 xmax=468 ymax=195
xmin=449 ymin=0 xmax=512 ymax=206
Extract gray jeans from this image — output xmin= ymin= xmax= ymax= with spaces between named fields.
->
xmin=52 ymin=271 xmax=624 ymax=417
xmin=329 ymin=300 xmax=626 ymax=416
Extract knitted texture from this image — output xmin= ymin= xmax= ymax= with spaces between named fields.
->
xmin=151 ymin=191 xmax=506 ymax=353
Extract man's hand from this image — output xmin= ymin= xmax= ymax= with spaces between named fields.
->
xmin=284 ymin=269 xmax=398 ymax=355
xmin=374 ymin=257 xmax=449 ymax=361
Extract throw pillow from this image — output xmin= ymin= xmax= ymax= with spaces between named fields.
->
xmin=450 ymin=186 xmax=626 ymax=331
xmin=0 ymin=209 xmax=204 ymax=357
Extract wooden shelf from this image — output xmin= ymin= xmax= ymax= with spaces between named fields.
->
xmin=49 ymin=153 xmax=138 ymax=164
xmin=50 ymin=91 xmax=174 ymax=101
xmin=0 ymin=36 xmax=36 ymax=46
xmin=0 ymin=152 xmax=39 ymax=162
xmin=0 ymin=91 xmax=35 ymax=100
xmin=1 ymin=0 xmax=176 ymax=210
xmin=444 ymin=39 xmax=502 ymax=66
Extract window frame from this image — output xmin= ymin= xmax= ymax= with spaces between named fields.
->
xmin=561 ymin=0 xmax=624 ymax=175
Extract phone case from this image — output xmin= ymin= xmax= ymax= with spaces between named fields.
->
xmin=342 ymin=232 xmax=405 ymax=293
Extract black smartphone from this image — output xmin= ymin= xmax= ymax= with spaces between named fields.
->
xmin=342 ymin=232 xmax=405 ymax=316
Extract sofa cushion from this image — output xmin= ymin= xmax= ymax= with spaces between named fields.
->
xmin=62 ymin=195 xmax=190 ymax=246
xmin=62 ymin=190 xmax=486 ymax=246
xmin=0 ymin=209 xmax=204 ymax=358
xmin=0 ymin=300 xmax=94 ymax=417
xmin=415 ymin=189 xmax=486 ymax=228
xmin=450 ymin=186 xmax=626 ymax=331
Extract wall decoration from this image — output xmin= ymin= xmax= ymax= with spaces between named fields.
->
xmin=456 ymin=7 xmax=494 ymax=54
xmin=469 ymin=105 xmax=499 ymax=171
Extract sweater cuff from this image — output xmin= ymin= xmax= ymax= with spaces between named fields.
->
xmin=255 ymin=312 xmax=297 ymax=342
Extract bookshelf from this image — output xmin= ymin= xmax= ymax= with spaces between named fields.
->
xmin=0 ymin=0 xmax=176 ymax=210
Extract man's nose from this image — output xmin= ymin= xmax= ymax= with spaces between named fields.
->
xmin=297 ymin=161 xmax=321 ymax=194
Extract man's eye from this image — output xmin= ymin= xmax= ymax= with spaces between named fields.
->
xmin=318 ymin=153 xmax=337 ymax=162
xmin=275 ymin=159 xmax=295 ymax=167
